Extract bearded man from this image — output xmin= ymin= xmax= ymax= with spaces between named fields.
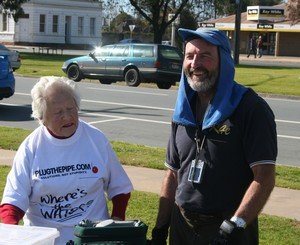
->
xmin=149 ymin=28 xmax=277 ymax=245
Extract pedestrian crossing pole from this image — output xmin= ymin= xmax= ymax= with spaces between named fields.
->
xmin=233 ymin=0 xmax=241 ymax=65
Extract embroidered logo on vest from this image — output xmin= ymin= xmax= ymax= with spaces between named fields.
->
xmin=213 ymin=124 xmax=230 ymax=135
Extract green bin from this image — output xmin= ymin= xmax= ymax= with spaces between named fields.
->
xmin=73 ymin=219 xmax=148 ymax=245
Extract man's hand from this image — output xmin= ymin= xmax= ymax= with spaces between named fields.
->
xmin=210 ymin=220 xmax=244 ymax=245
xmin=148 ymin=225 xmax=169 ymax=245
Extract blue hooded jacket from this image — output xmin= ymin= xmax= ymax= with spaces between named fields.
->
xmin=173 ymin=28 xmax=248 ymax=130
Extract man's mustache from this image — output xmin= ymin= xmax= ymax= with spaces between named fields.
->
xmin=188 ymin=67 xmax=208 ymax=75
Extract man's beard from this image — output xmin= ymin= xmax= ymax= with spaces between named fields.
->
xmin=185 ymin=67 xmax=218 ymax=93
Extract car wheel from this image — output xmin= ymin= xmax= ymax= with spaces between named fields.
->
xmin=99 ymin=80 xmax=112 ymax=85
xmin=125 ymin=68 xmax=141 ymax=87
xmin=157 ymin=82 xmax=172 ymax=89
xmin=67 ymin=64 xmax=82 ymax=82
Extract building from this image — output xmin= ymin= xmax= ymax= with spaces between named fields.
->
xmin=0 ymin=0 xmax=103 ymax=48
xmin=198 ymin=3 xmax=300 ymax=57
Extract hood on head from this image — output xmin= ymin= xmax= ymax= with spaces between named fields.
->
xmin=173 ymin=28 xmax=248 ymax=130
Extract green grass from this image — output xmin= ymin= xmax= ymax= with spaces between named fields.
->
xmin=111 ymin=141 xmax=166 ymax=170
xmin=15 ymin=53 xmax=78 ymax=77
xmin=14 ymin=53 xmax=300 ymax=96
xmin=235 ymin=65 xmax=300 ymax=96
xmin=0 ymin=127 xmax=32 ymax=151
xmin=276 ymin=165 xmax=300 ymax=190
xmin=258 ymin=214 xmax=300 ymax=244
xmin=0 ymin=166 xmax=299 ymax=244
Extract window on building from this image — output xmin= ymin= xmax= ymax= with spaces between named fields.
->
xmin=52 ymin=15 xmax=58 ymax=33
xmin=90 ymin=18 xmax=95 ymax=36
xmin=39 ymin=14 xmax=46 ymax=32
xmin=78 ymin=17 xmax=83 ymax=36
xmin=2 ymin=13 xmax=7 ymax=31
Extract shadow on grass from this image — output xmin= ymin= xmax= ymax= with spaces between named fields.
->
xmin=245 ymin=75 xmax=288 ymax=87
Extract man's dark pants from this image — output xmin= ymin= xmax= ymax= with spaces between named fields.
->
xmin=169 ymin=203 xmax=259 ymax=245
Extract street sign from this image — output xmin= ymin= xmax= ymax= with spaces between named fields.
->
xmin=129 ymin=25 xmax=135 ymax=32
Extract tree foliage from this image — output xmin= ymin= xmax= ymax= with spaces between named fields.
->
xmin=0 ymin=0 xmax=29 ymax=21
xmin=286 ymin=0 xmax=300 ymax=24
xmin=128 ymin=0 xmax=189 ymax=44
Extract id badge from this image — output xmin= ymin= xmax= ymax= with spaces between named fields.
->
xmin=188 ymin=159 xmax=205 ymax=184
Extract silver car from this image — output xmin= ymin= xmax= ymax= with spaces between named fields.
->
xmin=62 ymin=43 xmax=183 ymax=89
xmin=0 ymin=44 xmax=21 ymax=71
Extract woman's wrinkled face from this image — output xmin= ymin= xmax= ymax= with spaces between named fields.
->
xmin=43 ymin=87 xmax=78 ymax=138
xmin=183 ymin=38 xmax=219 ymax=93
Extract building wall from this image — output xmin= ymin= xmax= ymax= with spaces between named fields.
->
xmin=0 ymin=13 xmax=16 ymax=43
xmin=278 ymin=32 xmax=300 ymax=56
xmin=239 ymin=32 xmax=250 ymax=54
xmin=227 ymin=31 xmax=256 ymax=54
xmin=0 ymin=0 xmax=102 ymax=47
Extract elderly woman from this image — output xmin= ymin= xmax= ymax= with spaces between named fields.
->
xmin=0 ymin=76 xmax=133 ymax=244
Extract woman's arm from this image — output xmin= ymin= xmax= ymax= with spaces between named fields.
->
xmin=0 ymin=203 xmax=25 ymax=224
xmin=111 ymin=193 xmax=131 ymax=220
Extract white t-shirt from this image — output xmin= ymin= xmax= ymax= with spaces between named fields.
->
xmin=1 ymin=120 xmax=133 ymax=244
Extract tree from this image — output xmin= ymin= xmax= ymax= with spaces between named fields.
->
xmin=191 ymin=0 xmax=220 ymax=20
xmin=128 ymin=0 xmax=189 ymax=44
xmin=0 ymin=0 xmax=29 ymax=21
xmin=286 ymin=0 xmax=300 ymax=24
xmin=110 ymin=12 xmax=135 ymax=32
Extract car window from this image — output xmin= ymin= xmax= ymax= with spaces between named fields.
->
xmin=111 ymin=45 xmax=129 ymax=57
xmin=94 ymin=46 xmax=111 ymax=56
xmin=159 ymin=46 xmax=182 ymax=60
xmin=133 ymin=45 xmax=154 ymax=58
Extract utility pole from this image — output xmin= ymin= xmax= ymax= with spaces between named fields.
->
xmin=168 ymin=14 xmax=176 ymax=46
xmin=171 ymin=21 xmax=176 ymax=46
xmin=233 ymin=0 xmax=241 ymax=65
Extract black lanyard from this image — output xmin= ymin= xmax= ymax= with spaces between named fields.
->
xmin=195 ymin=127 xmax=206 ymax=159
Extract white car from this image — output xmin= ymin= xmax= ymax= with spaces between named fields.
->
xmin=0 ymin=44 xmax=21 ymax=71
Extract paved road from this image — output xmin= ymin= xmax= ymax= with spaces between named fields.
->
xmin=0 ymin=76 xmax=299 ymax=167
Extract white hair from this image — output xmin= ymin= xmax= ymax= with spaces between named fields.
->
xmin=31 ymin=76 xmax=81 ymax=124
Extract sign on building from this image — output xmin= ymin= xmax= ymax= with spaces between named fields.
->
xmin=198 ymin=23 xmax=215 ymax=28
xmin=257 ymin=23 xmax=274 ymax=29
xmin=247 ymin=6 xmax=285 ymax=21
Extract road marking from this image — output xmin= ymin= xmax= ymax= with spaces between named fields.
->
xmin=265 ymin=97 xmax=300 ymax=103
xmin=0 ymin=102 xmax=31 ymax=107
xmin=276 ymin=119 xmax=300 ymax=124
xmin=81 ymin=99 xmax=174 ymax=111
xmin=86 ymin=87 xmax=169 ymax=96
xmin=12 ymin=93 xmax=300 ymax=117
xmin=14 ymin=92 xmax=174 ymax=110
xmin=14 ymin=92 xmax=30 ymax=96
xmin=7 ymin=93 xmax=300 ymax=129
xmin=278 ymin=135 xmax=300 ymax=140
xmin=89 ymin=118 xmax=126 ymax=124
xmin=80 ymin=111 xmax=171 ymax=125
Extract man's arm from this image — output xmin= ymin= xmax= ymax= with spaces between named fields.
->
xmin=151 ymin=169 xmax=177 ymax=244
xmin=210 ymin=164 xmax=275 ymax=244
xmin=233 ymin=164 xmax=275 ymax=224
xmin=155 ymin=169 xmax=178 ymax=228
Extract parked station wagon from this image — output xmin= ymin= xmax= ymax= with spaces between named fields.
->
xmin=62 ymin=43 xmax=183 ymax=89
